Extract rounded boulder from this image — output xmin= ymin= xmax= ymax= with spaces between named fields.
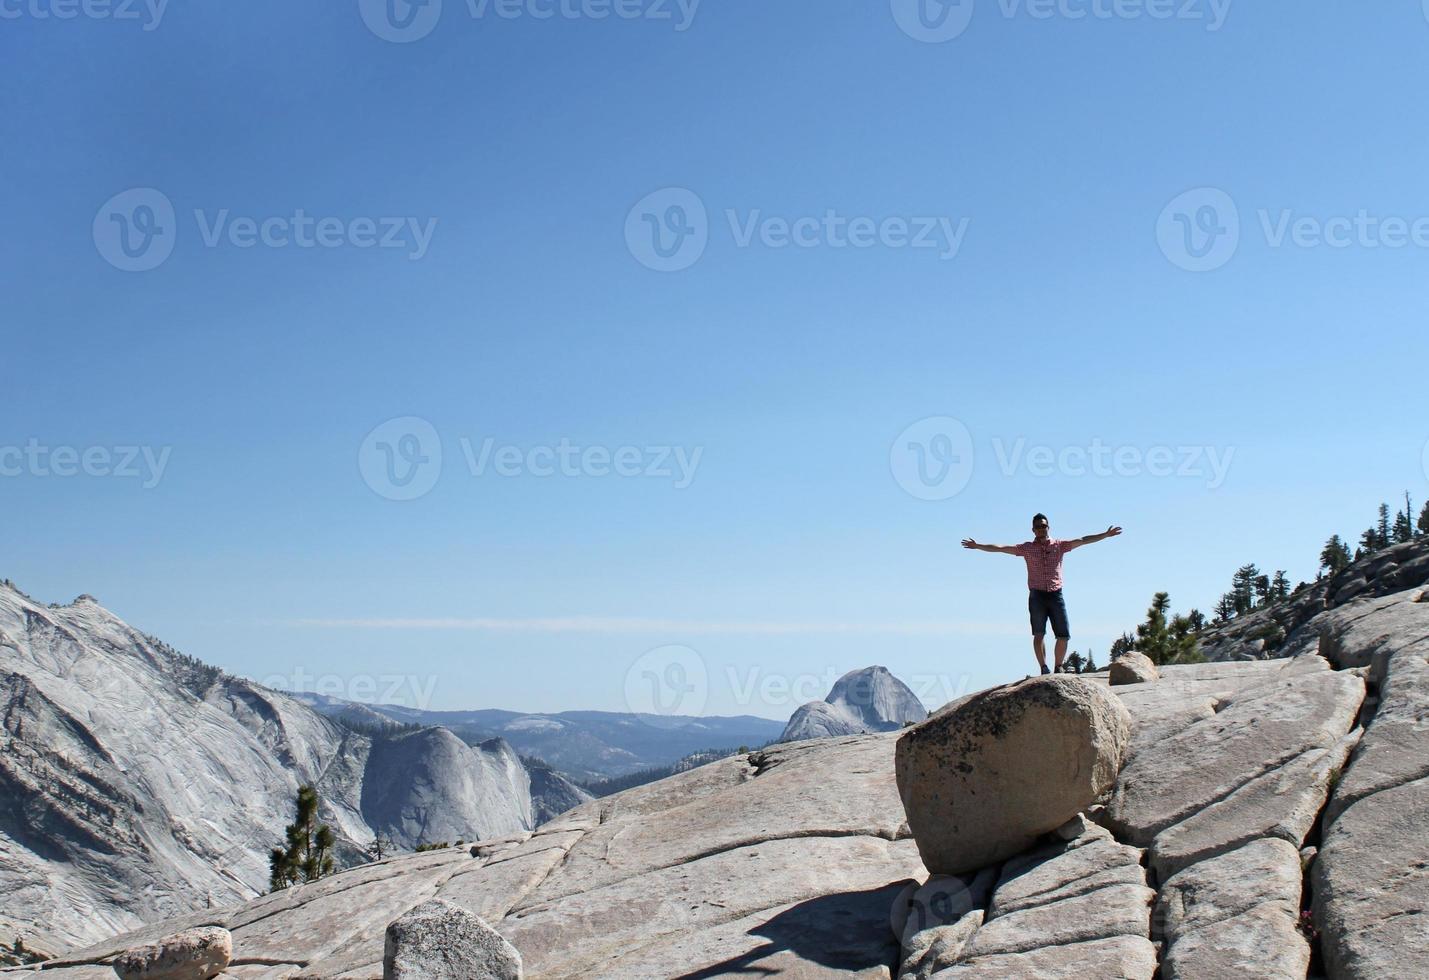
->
xmin=112 ymin=926 xmax=231 ymax=980
xmin=384 ymin=899 xmax=522 ymax=980
xmin=895 ymin=676 xmax=1132 ymax=875
xmin=1109 ymin=652 xmax=1160 ymax=685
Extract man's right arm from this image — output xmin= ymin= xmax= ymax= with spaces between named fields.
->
xmin=961 ymin=539 xmax=1019 ymax=555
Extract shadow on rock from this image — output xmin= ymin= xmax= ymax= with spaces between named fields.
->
xmin=675 ymin=883 xmax=905 ymax=979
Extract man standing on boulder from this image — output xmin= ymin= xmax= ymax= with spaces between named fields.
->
xmin=961 ymin=514 xmax=1122 ymax=675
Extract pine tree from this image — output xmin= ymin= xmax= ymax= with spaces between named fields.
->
xmin=1253 ymin=573 xmax=1272 ymax=608
xmin=1214 ymin=593 xmax=1236 ymax=621
xmin=269 ymin=784 xmax=335 ymax=891
xmin=1066 ymin=651 xmax=1086 ymax=674
xmin=1377 ymin=503 xmax=1392 ymax=548
xmin=1133 ymin=592 xmax=1203 ymax=666
xmin=1168 ymin=612 xmax=1204 ymax=662
xmin=1359 ymin=527 xmax=1380 ymax=555
xmin=1084 ymin=649 xmax=1098 ymax=673
xmin=367 ymin=835 xmax=394 ymax=862
xmin=1134 ymin=592 xmax=1172 ymax=665
xmin=1231 ymin=565 xmax=1260 ymax=616
xmin=1270 ymin=571 xmax=1290 ymax=604
xmin=1393 ymin=492 xmax=1414 ymax=544
xmin=1394 ymin=511 xmax=1414 ymax=543
xmin=1419 ymin=501 xmax=1429 ymax=538
xmin=1110 ymin=632 xmax=1135 ymax=658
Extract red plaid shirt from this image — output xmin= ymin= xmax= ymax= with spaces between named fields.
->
xmin=1012 ymin=538 xmax=1072 ymax=591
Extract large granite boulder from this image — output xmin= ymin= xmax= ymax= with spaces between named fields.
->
xmin=895 ymin=676 xmax=1132 ymax=875
xmin=1109 ymin=652 xmax=1159 ymax=686
xmin=111 ymin=926 xmax=231 ymax=980
xmin=383 ymin=900 xmax=520 ymax=980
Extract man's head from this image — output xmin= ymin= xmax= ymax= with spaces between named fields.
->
xmin=1032 ymin=513 xmax=1049 ymax=541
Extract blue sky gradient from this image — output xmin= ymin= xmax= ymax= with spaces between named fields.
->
xmin=4 ymin=0 xmax=1427 ymax=719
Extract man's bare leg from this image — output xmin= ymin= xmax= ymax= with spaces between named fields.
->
xmin=1032 ymin=635 xmax=1048 ymax=672
xmin=1054 ymin=637 xmax=1068 ymax=672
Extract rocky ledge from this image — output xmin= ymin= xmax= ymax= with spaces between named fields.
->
xmin=9 ymin=584 xmax=1426 ymax=979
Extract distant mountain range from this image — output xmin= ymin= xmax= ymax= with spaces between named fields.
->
xmin=0 ymin=583 xmax=538 ymax=951
xmin=0 ymin=579 xmax=784 ymax=953
xmin=290 ymin=693 xmax=787 ymax=782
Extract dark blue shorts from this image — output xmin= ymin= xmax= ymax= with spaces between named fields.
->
xmin=1029 ymin=589 xmax=1070 ymax=639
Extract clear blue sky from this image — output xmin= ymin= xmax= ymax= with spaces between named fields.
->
xmin=4 ymin=1 xmax=1427 ymax=720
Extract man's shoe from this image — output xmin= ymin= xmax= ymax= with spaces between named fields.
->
xmin=1040 ymin=665 xmax=1051 ymax=676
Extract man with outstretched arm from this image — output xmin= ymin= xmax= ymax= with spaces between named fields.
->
xmin=961 ymin=514 xmax=1122 ymax=675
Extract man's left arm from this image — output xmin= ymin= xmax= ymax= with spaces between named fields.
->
xmin=1064 ymin=525 xmax=1123 ymax=551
